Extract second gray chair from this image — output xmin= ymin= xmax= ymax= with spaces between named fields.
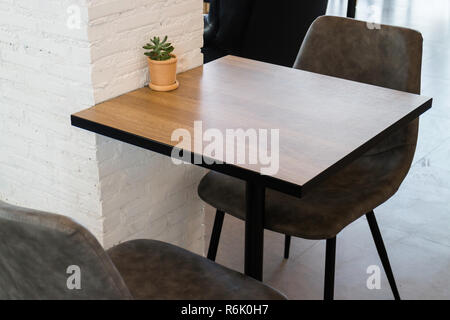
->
xmin=198 ymin=16 xmax=423 ymax=300
xmin=0 ymin=200 xmax=286 ymax=300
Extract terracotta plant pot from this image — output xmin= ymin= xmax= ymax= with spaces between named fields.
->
xmin=147 ymin=55 xmax=179 ymax=92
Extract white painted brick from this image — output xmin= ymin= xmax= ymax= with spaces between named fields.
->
xmin=0 ymin=0 xmax=206 ymax=255
xmin=89 ymin=1 xmax=138 ymax=20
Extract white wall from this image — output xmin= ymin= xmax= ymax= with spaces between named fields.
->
xmin=0 ymin=0 xmax=206 ymax=254
xmin=0 ymin=0 xmax=103 ymax=237
xmin=88 ymin=0 xmax=206 ymax=250
xmin=89 ymin=0 xmax=204 ymax=103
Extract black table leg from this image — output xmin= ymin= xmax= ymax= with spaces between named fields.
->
xmin=347 ymin=0 xmax=357 ymax=18
xmin=245 ymin=180 xmax=265 ymax=281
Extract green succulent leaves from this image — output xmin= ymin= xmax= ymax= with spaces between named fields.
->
xmin=143 ymin=36 xmax=174 ymax=61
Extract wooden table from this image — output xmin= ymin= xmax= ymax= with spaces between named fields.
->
xmin=72 ymin=56 xmax=432 ymax=281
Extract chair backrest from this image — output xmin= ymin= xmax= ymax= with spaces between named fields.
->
xmin=0 ymin=201 xmax=132 ymax=299
xmin=241 ymin=0 xmax=329 ymax=67
xmin=294 ymin=16 xmax=423 ymax=155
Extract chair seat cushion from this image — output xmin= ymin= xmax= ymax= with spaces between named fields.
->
xmin=107 ymin=239 xmax=286 ymax=300
xmin=198 ymin=145 xmax=415 ymax=239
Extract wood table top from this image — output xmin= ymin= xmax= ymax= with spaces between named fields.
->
xmin=72 ymin=56 xmax=432 ymax=197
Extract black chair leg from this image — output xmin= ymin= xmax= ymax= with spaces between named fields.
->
xmin=324 ymin=237 xmax=336 ymax=300
xmin=366 ymin=211 xmax=401 ymax=300
xmin=284 ymin=235 xmax=291 ymax=259
xmin=347 ymin=0 xmax=357 ymax=18
xmin=207 ymin=210 xmax=225 ymax=261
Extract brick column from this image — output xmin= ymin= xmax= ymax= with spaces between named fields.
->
xmin=0 ymin=0 xmax=206 ymax=254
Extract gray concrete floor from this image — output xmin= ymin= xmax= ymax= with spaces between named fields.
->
xmin=203 ymin=0 xmax=450 ymax=300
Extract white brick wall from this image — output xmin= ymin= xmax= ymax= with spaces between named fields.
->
xmin=0 ymin=0 xmax=206 ymax=254
xmin=0 ymin=0 xmax=103 ymax=237
xmin=89 ymin=0 xmax=203 ymax=103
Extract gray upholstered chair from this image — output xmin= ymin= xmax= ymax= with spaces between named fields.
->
xmin=198 ymin=16 xmax=423 ymax=300
xmin=0 ymin=200 xmax=286 ymax=300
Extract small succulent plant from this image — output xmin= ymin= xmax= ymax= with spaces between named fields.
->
xmin=143 ymin=36 xmax=174 ymax=61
